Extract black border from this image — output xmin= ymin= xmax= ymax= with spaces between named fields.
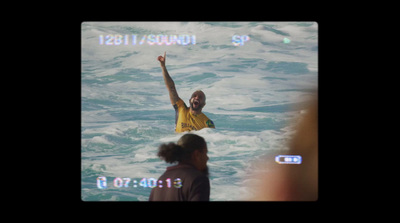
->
xmin=76 ymin=19 xmax=329 ymax=210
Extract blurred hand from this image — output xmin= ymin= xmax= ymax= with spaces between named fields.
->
xmin=157 ymin=51 xmax=166 ymax=66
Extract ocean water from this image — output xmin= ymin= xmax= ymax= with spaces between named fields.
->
xmin=81 ymin=22 xmax=318 ymax=201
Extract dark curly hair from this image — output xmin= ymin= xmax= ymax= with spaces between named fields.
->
xmin=157 ymin=133 xmax=206 ymax=164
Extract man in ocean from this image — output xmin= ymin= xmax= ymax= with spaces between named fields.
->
xmin=158 ymin=52 xmax=215 ymax=133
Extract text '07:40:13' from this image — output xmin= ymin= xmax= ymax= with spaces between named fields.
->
xmin=96 ymin=177 xmax=183 ymax=189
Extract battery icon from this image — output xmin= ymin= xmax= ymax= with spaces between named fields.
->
xmin=275 ymin=155 xmax=302 ymax=164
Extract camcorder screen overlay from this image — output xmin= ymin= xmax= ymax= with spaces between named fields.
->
xmin=81 ymin=22 xmax=318 ymax=201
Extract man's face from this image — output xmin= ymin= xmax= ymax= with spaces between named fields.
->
xmin=190 ymin=91 xmax=206 ymax=111
xmin=194 ymin=146 xmax=209 ymax=176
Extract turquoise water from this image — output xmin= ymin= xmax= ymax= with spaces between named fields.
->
xmin=81 ymin=22 xmax=318 ymax=201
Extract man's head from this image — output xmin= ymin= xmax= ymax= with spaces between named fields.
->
xmin=158 ymin=133 xmax=209 ymax=175
xmin=177 ymin=133 xmax=209 ymax=173
xmin=189 ymin=90 xmax=206 ymax=112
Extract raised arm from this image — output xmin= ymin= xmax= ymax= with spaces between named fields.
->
xmin=158 ymin=52 xmax=180 ymax=105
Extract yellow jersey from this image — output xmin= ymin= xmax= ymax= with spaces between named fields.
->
xmin=173 ymin=99 xmax=215 ymax=133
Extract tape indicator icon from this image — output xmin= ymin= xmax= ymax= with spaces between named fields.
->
xmin=275 ymin=155 xmax=302 ymax=164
